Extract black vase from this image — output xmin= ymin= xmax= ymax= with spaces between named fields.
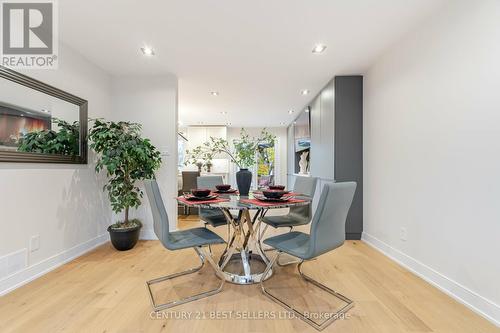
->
xmin=236 ymin=168 xmax=252 ymax=196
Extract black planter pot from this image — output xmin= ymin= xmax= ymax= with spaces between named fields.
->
xmin=107 ymin=223 xmax=141 ymax=251
xmin=236 ymin=168 xmax=252 ymax=196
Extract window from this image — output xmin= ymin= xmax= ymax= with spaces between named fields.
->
xmin=257 ymin=142 xmax=275 ymax=188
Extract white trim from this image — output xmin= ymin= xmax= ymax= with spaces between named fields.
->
xmin=362 ymin=232 xmax=500 ymax=327
xmin=0 ymin=234 xmax=108 ymax=296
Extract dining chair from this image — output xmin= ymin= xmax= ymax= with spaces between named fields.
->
xmin=181 ymin=171 xmax=200 ymax=215
xmin=197 ymin=176 xmax=230 ymax=228
xmin=258 ymin=176 xmax=318 ymax=265
xmin=260 ymin=182 xmax=357 ymax=331
xmin=260 ymin=176 xmax=318 ymax=229
xmin=144 ymin=179 xmax=226 ymax=312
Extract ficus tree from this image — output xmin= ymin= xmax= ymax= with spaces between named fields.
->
xmin=88 ymin=119 xmax=162 ymax=227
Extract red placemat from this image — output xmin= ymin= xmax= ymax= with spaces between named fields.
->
xmin=177 ymin=196 xmax=230 ymax=206
xmin=240 ymin=198 xmax=307 ymax=207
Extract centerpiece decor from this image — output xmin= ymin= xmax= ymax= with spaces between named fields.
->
xmin=185 ymin=128 xmax=275 ymax=195
xmin=89 ymin=119 xmax=162 ymax=251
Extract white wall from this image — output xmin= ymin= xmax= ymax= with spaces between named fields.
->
xmin=363 ymin=0 xmax=500 ymax=325
xmin=227 ymin=127 xmax=287 ymax=188
xmin=0 ymin=44 xmax=112 ymax=295
xmin=110 ymin=76 xmax=178 ymax=235
xmin=0 ymin=48 xmax=179 ymax=295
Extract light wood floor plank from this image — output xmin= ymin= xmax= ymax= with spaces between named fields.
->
xmin=0 ymin=215 xmax=497 ymax=333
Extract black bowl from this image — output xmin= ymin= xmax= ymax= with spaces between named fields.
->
xmin=269 ymin=185 xmax=285 ymax=190
xmin=191 ymin=188 xmax=211 ymax=197
xmin=216 ymin=184 xmax=231 ymax=191
xmin=262 ymin=190 xmax=287 ymax=199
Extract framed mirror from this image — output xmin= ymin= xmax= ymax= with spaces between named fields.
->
xmin=0 ymin=66 xmax=88 ymax=164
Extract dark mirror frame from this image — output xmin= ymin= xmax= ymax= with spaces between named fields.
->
xmin=0 ymin=66 xmax=88 ymax=164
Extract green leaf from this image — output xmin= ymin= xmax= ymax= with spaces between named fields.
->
xmin=88 ymin=119 xmax=162 ymax=215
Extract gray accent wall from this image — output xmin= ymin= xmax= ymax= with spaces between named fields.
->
xmin=287 ymin=75 xmax=363 ymax=239
xmin=334 ymin=76 xmax=363 ymax=239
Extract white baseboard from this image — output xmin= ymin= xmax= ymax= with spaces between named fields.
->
xmin=362 ymin=232 xmax=500 ymax=327
xmin=0 ymin=234 xmax=108 ymax=296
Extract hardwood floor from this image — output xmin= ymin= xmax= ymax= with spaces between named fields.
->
xmin=0 ymin=215 xmax=497 ymax=333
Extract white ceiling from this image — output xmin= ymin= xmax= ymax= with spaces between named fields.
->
xmin=59 ymin=0 xmax=447 ymax=127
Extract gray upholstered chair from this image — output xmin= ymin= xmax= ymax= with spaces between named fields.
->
xmin=197 ymin=176 xmax=229 ymax=228
xmin=260 ymin=176 xmax=318 ymax=230
xmin=260 ymin=182 xmax=357 ymax=331
xmin=180 ymin=171 xmax=200 ymax=215
xmin=144 ymin=179 xmax=225 ymax=312
xmin=258 ymin=177 xmax=318 ymax=266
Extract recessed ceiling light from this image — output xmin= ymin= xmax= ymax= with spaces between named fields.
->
xmin=301 ymin=89 xmax=310 ymax=95
xmin=288 ymin=110 xmax=294 ymax=115
xmin=210 ymin=91 xmax=219 ymax=96
xmin=312 ymin=44 xmax=327 ymax=54
xmin=141 ymin=46 xmax=155 ymax=56
xmin=220 ymin=111 xmax=227 ymax=115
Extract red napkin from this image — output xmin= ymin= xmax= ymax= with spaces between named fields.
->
xmin=240 ymin=198 xmax=307 ymax=207
xmin=177 ymin=196 xmax=230 ymax=206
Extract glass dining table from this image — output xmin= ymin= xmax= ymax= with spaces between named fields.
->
xmin=177 ymin=192 xmax=310 ymax=285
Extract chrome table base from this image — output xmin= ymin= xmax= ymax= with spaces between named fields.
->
xmin=220 ymin=253 xmax=269 ymax=284
xmin=218 ymin=207 xmax=273 ymax=284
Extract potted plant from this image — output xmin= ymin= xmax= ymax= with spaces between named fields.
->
xmin=89 ymin=119 xmax=162 ymax=251
xmin=187 ymin=129 xmax=275 ymax=195
xmin=185 ymin=146 xmax=214 ymax=172
xmin=205 ymin=160 xmax=213 ymax=172
xmin=195 ymin=161 xmax=203 ymax=172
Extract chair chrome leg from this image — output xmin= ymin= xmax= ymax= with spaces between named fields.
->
xmin=278 ymin=254 xmax=316 ymax=266
xmin=146 ymin=246 xmax=225 ymax=312
xmin=260 ymin=252 xmax=353 ymax=331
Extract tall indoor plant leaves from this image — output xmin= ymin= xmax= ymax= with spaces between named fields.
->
xmin=88 ymin=119 xmax=162 ymax=228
